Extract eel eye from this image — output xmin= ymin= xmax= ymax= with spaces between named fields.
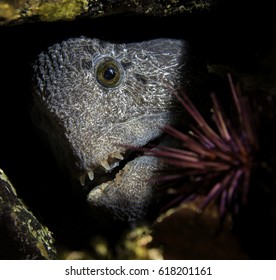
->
xmin=95 ymin=57 xmax=123 ymax=88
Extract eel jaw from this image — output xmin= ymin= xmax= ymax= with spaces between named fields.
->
xmin=75 ymin=139 xmax=165 ymax=221
xmin=87 ymin=155 xmax=164 ymax=221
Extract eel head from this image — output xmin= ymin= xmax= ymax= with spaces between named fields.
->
xmin=33 ymin=38 xmax=186 ymax=220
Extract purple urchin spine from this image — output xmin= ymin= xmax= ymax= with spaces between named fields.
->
xmin=147 ymin=73 xmax=258 ymax=217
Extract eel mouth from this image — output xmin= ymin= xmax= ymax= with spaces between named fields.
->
xmin=78 ymin=138 xmax=161 ymax=192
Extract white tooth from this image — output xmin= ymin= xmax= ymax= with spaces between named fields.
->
xmin=88 ymin=170 xmax=94 ymax=181
xmin=79 ymin=174 xmax=86 ymax=186
xmin=99 ymin=183 xmax=108 ymax=191
xmin=112 ymin=152 xmax=124 ymax=160
xmin=101 ymin=160 xmax=110 ymax=171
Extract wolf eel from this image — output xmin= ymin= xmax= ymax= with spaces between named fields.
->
xmin=32 ymin=37 xmax=187 ymax=221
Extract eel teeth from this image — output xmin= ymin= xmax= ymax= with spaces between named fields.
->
xmin=79 ymin=173 xmax=86 ymax=186
xmin=112 ymin=152 xmax=124 ymax=160
xmin=100 ymin=160 xmax=111 ymax=171
xmin=88 ymin=170 xmax=94 ymax=181
xmin=88 ymin=183 xmax=109 ymax=199
xmin=99 ymin=183 xmax=108 ymax=191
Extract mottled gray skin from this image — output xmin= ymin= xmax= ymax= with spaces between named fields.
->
xmin=33 ymin=37 xmax=186 ymax=221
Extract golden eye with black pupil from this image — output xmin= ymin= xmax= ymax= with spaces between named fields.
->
xmin=95 ymin=57 xmax=123 ymax=88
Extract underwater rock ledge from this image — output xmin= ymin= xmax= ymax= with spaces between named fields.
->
xmin=0 ymin=0 xmax=219 ymax=25
xmin=0 ymin=168 xmax=56 ymax=259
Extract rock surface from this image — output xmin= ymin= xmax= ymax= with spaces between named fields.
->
xmin=0 ymin=168 xmax=56 ymax=259
xmin=0 ymin=0 xmax=219 ymax=24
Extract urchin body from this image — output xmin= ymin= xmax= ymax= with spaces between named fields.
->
xmin=33 ymin=37 xmax=187 ymax=221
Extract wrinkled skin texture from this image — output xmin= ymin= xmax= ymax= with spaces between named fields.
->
xmin=33 ymin=38 xmax=186 ymax=221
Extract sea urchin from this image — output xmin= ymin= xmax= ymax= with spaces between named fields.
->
xmin=148 ymin=73 xmax=258 ymax=217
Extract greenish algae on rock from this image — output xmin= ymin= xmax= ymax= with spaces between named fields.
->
xmin=36 ymin=0 xmax=89 ymax=22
